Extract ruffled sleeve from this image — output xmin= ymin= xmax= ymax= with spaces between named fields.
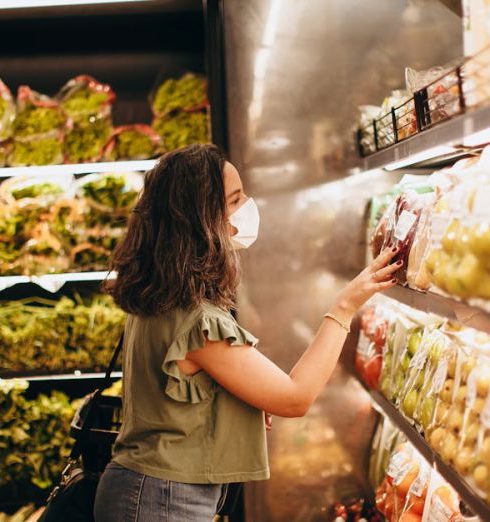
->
xmin=162 ymin=310 xmax=258 ymax=403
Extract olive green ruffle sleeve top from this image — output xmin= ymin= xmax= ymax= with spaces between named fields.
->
xmin=112 ymin=302 xmax=270 ymax=484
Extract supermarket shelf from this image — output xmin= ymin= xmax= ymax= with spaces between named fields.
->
xmin=367 ymin=387 xmax=490 ymax=519
xmin=0 ymin=270 xmax=115 ymax=292
xmin=382 ymin=285 xmax=490 ymax=335
xmin=0 ymin=159 xmax=157 ymax=178
xmin=4 ymin=371 xmax=123 ymax=382
xmin=360 ymin=104 xmax=490 ymax=171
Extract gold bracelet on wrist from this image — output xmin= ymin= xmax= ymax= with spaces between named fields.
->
xmin=324 ymin=312 xmax=351 ymax=333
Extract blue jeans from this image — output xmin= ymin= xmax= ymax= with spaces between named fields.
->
xmin=94 ymin=462 xmax=228 ymax=522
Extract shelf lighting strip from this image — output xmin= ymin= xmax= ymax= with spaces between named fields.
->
xmin=0 ymin=271 xmax=115 ymax=293
xmin=0 ymin=0 xmax=152 ymax=8
xmin=0 ymin=159 xmax=157 ymax=178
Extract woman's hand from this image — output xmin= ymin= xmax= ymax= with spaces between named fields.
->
xmin=332 ymin=246 xmax=401 ymax=319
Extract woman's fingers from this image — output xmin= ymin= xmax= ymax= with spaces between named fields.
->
xmin=376 ymin=278 xmax=397 ymax=290
xmin=371 ymin=245 xmax=399 ymax=271
xmin=372 ymin=260 xmax=402 ymax=281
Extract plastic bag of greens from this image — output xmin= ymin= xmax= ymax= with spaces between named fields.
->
xmin=0 ymin=78 xmax=15 ymax=141
xmin=69 ymin=242 xmax=111 ymax=271
xmin=13 ymin=86 xmax=68 ymax=139
xmin=0 ymin=173 xmax=71 ymax=207
xmin=21 ymin=222 xmax=70 ymax=275
xmin=152 ymin=110 xmax=209 ymax=151
xmin=77 ymin=171 xmax=143 ymax=216
xmin=64 ymin=115 xmax=113 ymax=163
xmin=103 ymin=124 xmax=161 ymax=160
xmin=57 ymin=74 xmax=115 ymax=123
xmin=10 ymin=87 xmax=68 ymax=166
xmin=151 ymin=73 xmax=208 ymax=116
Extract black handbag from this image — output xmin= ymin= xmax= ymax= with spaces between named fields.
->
xmin=39 ymin=335 xmax=124 ymax=522
xmin=39 ymin=334 xmax=241 ymax=520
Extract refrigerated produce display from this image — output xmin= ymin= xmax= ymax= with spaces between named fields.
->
xmin=0 ymin=0 xmax=228 ymax=516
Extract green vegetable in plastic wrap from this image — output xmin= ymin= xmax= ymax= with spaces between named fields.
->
xmin=111 ymin=130 xmax=155 ymax=160
xmin=11 ymin=182 xmax=62 ymax=200
xmin=0 ymin=294 xmax=125 ymax=373
xmin=81 ymin=174 xmax=139 ymax=210
xmin=0 ymin=379 xmax=77 ymax=490
xmin=13 ymin=106 xmax=65 ymax=138
xmin=9 ymin=137 xmax=63 ymax=166
xmin=152 ymin=73 xmax=207 ymax=116
xmin=152 ymin=111 xmax=209 ymax=150
xmin=61 ymin=87 xmax=111 ymax=122
xmin=64 ymin=117 xmax=112 ymax=163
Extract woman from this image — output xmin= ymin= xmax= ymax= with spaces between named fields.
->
xmin=94 ymin=143 xmax=400 ymax=521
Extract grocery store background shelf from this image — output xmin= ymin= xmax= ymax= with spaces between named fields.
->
xmin=0 ymin=270 xmax=115 ymax=292
xmin=366 ymin=386 xmax=490 ymax=520
xmin=361 ymin=104 xmax=490 ymax=171
xmin=382 ymin=285 xmax=490 ymax=334
xmin=0 ymin=159 xmax=157 ymax=178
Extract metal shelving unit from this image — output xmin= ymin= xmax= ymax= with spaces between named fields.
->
xmin=1 ymin=371 xmax=122 ymax=381
xmin=382 ymin=285 xmax=490 ymax=334
xmin=361 ymin=103 xmax=490 ymax=171
xmin=363 ymin=386 xmax=490 ymax=520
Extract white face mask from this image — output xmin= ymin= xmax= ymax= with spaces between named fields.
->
xmin=229 ymin=197 xmax=260 ymax=249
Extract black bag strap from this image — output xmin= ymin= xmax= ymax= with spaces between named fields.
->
xmin=69 ymin=333 xmax=124 ymax=460
xmin=99 ymin=333 xmax=124 ymax=393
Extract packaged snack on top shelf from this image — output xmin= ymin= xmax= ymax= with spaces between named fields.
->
xmin=0 ymin=78 xmax=15 ymax=142
xmin=57 ymin=74 xmax=115 ymax=123
xmin=151 ymin=73 xmax=208 ymax=116
xmin=356 ymin=105 xmax=379 ymax=155
xmin=152 ymin=110 xmax=210 ymax=151
xmin=103 ymin=124 xmax=162 ymax=161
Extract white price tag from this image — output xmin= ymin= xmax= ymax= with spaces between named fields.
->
xmin=357 ymin=332 xmax=371 ymax=357
xmin=387 ymin=452 xmax=407 ymax=478
xmin=467 ymin=369 xmax=478 ymax=410
xmin=409 ymin=465 xmax=430 ymax=497
xmin=410 ymin=346 xmax=428 ymax=370
xmin=394 ymin=210 xmax=417 ymax=241
xmin=481 ymin=394 xmax=490 ymax=429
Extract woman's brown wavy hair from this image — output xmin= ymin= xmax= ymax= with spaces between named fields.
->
xmin=105 ymin=143 xmax=240 ymax=316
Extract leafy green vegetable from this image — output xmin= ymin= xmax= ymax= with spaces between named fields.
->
xmin=152 ymin=73 xmax=207 ymax=116
xmin=61 ymin=87 xmax=111 ymax=122
xmin=0 ymin=380 xmax=77 ymax=490
xmin=11 ymin=182 xmax=62 ymax=200
xmin=111 ymin=130 xmax=156 ymax=160
xmin=0 ymin=294 xmax=125 ymax=372
xmin=152 ymin=110 xmax=209 ymax=150
xmin=81 ymin=174 xmax=139 ymax=210
xmin=64 ymin=117 xmax=112 ymax=163
xmin=9 ymin=138 xmax=63 ymax=167
xmin=13 ymin=107 xmax=65 ymax=138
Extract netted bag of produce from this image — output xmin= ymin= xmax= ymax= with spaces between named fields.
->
xmin=152 ymin=110 xmax=210 ymax=151
xmin=151 ymin=73 xmax=208 ymax=117
xmin=0 ymin=78 xmax=15 ymax=141
xmin=77 ymin=171 xmax=143 ymax=218
xmin=57 ymin=74 xmax=115 ymax=123
xmin=9 ymin=86 xmax=69 ymax=166
xmin=103 ymin=124 xmax=162 ymax=161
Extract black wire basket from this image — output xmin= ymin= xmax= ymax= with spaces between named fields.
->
xmin=357 ymin=45 xmax=490 ymax=157
xmin=70 ymin=392 xmax=122 ymax=473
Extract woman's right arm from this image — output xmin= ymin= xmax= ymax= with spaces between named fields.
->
xmin=186 ymin=246 xmax=401 ymax=418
